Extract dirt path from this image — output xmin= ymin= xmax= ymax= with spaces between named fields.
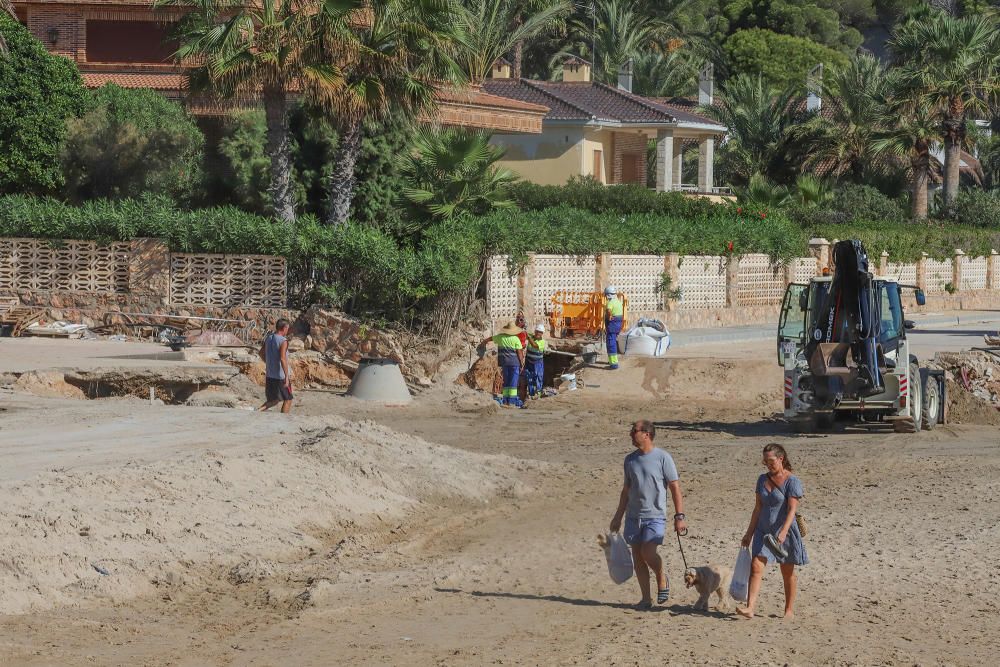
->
xmin=1 ymin=352 xmax=999 ymax=665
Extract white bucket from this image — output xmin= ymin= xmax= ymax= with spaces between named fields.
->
xmin=560 ymin=373 xmax=577 ymax=391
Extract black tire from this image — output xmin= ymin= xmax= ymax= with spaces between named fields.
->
xmin=909 ymin=362 xmax=922 ymax=433
xmin=921 ymin=372 xmax=939 ymax=431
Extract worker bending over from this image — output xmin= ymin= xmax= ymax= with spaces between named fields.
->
xmin=605 ymin=286 xmax=624 ymax=370
xmin=480 ymin=321 xmax=526 ymax=407
xmin=525 ymin=323 xmax=547 ymax=399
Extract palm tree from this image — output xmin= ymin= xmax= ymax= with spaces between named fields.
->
xmin=306 ymin=0 xmax=463 ymax=226
xmin=632 ymin=49 xmax=701 ymax=98
xmin=794 ymin=54 xmax=894 ymax=183
xmin=455 ymin=0 xmax=570 ymax=84
xmin=873 ymin=80 xmax=942 ymax=221
xmin=508 ymin=0 xmax=570 ymax=79
xmin=163 ymin=0 xmax=313 ymax=223
xmin=399 ymin=128 xmax=518 ymax=229
xmin=699 ymin=74 xmax=803 ymax=185
xmin=557 ymin=0 xmax=669 ymax=84
xmin=890 ymin=12 xmax=1000 ymax=205
xmin=737 ymin=173 xmax=791 ymax=210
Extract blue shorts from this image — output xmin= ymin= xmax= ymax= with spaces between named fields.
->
xmin=624 ymin=516 xmax=665 ymax=546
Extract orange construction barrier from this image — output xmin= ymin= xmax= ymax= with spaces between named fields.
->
xmin=548 ymin=291 xmax=628 ymax=339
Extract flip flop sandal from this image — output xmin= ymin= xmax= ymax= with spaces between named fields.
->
xmin=657 ymin=588 xmax=670 ymax=604
xmin=764 ymin=533 xmax=789 ymax=560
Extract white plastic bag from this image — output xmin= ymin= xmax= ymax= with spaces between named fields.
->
xmin=604 ymin=532 xmax=634 ymax=584
xmin=729 ymin=546 xmax=752 ymax=602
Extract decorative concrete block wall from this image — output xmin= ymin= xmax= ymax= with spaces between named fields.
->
xmin=485 ymin=239 xmax=1000 ymax=331
xmin=0 ymin=237 xmax=286 ymax=310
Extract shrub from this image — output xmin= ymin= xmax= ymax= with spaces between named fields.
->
xmin=946 ymin=189 xmax=1000 ymax=228
xmin=0 ymin=15 xmax=88 ymax=193
xmin=787 ymin=183 xmax=906 ymax=226
xmin=508 ymin=176 xmax=728 ymax=218
xmin=61 ymin=84 xmax=204 ymax=202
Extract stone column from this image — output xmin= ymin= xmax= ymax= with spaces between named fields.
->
xmin=663 ymin=253 xmax=680 ymax=310
xmin=988 ymin=249 xmax=999 ymax=290
xmin=952 ymin=249 xmax=965 ymax=293
xmin=725 ymin=255 xmax=740 ymax=308
xmin=596 ymin=253 xmax=611 ymax=292
xmin=697 ymin=137 xmax=715 ymax=193
xmin=879 ymin=251 xmax=889 ymax=277
xmin=129 ymin=238 xmax=170 ymax=306
xmin=916 ymin=252 xmax=928 ymax=292
xmin=808 ymin=238 xmax=830 ymax=275
xmin=655 ymin=129 xmax=674 ymax=192
xmin=672 ymin=141 xmax=683 ymax=189
xmin=518 ymin=253 xmax=536 ymax=321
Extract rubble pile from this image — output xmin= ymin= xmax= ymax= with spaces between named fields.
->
xmin=932 ymin=350 xmax=1000 ymax=426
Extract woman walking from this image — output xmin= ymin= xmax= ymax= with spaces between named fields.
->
xmin=737 ymin=443 xmax=807 ymax=620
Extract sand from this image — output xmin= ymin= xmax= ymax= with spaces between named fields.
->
xmin=1 ymin=336 xmax=999 ymax=665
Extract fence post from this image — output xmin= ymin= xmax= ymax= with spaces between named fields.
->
xmin=988 ymin=249 xmax=999 ymax=290
xmin=664 ymin=253 xmax=680 ymax=310
xmin=725 ymin=255 xmax=740 ymax=308
xmin=517 ymin=253 xmax=535 ymax=321
xmin=879 ymin=251 xmax=889 ymax=276
xmin=808 ymin=238 xmax=830 ymax=275
xmin=952 ymin=249 xmax=965 ymax=293
xmin=916 ymin=252 xmax=928 ymax=292
xmin=128 ymin=238 xmax=170 ymax=306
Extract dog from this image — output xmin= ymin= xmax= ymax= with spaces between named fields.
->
xmin=684 ymin=564 xmax=732 ymax=612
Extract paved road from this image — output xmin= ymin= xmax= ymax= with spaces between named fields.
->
xmin=670 ymin=309 xmax=1000 ymax=349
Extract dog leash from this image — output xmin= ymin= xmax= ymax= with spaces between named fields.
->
xmin=676 ymin=528 xmax=689 ymax=571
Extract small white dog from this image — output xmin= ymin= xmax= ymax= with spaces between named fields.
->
xmin=684 ymin=564 xmax=732 ymax=612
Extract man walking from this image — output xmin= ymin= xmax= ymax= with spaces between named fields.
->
xmin=604 ymin=286 xmax=623 ymax=369
xmin=258 ymin=318 xmax=293 ymax=413
xmin=610 ymin=420 xmax=687 ymax=609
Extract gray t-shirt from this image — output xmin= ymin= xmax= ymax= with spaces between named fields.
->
xmin=264 ymin=332 xmax=287 ymax=380
xmin=624 ymin=447 xmax=679 ymax=519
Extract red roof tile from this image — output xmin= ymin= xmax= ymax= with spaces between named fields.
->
xmin=81 ymin=71 xmax=187 ymax=91
xmin=482 ymin=79 xmax=725 ymax=129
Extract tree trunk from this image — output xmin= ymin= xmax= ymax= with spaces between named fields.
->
xmin=512 ymin=40 xmax=524 ymax=79
xmin=942 ymin=98 xmax=965 ymax=206
xmin=326 ymin=119 xmax=363 ymax=226
xmin=263 ymin=86 xmax=295 ymax=224
xmin=911 ymin=144 xmax=929 ymax=221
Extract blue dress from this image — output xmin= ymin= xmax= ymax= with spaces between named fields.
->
xmin=752 ymin=473 xmax=808 ymax=566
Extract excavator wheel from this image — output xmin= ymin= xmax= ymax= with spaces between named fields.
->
xmin=920 ymin=371 xmax=939 ymax=431
xmin=893 ymin=362 xmax=923 ymax=433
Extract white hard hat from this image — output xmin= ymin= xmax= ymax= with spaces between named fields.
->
xmin=604 ymin=286 xmax=617 ymax=296
xmin=534 ymin=323 xmax=545 ymax=333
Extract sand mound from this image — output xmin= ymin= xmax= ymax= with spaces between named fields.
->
xmin=12 ymin=370 xmax=86 ymax=399
xmin=0 ymin=416 xmax=537 ymax=615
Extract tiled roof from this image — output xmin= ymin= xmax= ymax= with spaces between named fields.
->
xmin=81 ymin=71 xmax=186 ymax=91
xmin=646 ymin=96 xmax=722 ymax=126
xmin=436 ymin=87 xmax=548 ymax=115
xmin=482 ymin=79 xmax=725 ymax=129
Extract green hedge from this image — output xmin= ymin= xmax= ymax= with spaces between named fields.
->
xmin=3 ymin=194 xmax=1000 ymax=320
xmin=508 ymin=178 xmax=727 ymax=218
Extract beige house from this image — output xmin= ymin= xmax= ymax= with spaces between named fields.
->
xmin=482 ymin=58 xmax=727 ymax=195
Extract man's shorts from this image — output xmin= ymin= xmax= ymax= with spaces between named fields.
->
xmin=624 ymin=516 xmax=665 ymax=546
xmin=265 ymin=377 xmax=293 ymax=402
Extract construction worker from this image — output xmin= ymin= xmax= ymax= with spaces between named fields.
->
xmin=480 ymin=321 xmax=526 ymax=407
xmin=604 ymin=286 xmax=624 ymax=369
xmin=525 ymin=323 xmax=547 ymax=399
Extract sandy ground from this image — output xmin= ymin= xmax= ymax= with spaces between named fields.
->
xmin=1 ymin=330 xmax=999 ymax=665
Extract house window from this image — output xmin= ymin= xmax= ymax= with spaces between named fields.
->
xmin=593 ymin=149 xmax=603 ymax=182
xmin=86 ymin=21 xmax=178 ymax=64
